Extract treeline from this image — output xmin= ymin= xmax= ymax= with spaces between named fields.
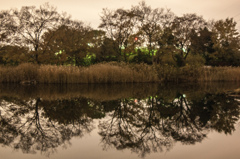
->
xmin=0 ymin=1 xmax=240 ymax=67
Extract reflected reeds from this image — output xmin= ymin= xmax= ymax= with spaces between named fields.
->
xmin=0 ymin=83 xmax=159 ymax=101
xmin=0 ymin=82 xmax=239 ymax=101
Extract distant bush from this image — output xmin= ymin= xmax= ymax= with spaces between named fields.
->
xmin=185 ymin=54 xmax=205 ymax=67
xmin=159 ymin=53 xmax=177 ymax=67
xmin=129 ymin=49 xmax=152 ymax=64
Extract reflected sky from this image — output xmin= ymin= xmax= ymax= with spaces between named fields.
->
xmin=0 ymin=83 xmax=239 ymax=159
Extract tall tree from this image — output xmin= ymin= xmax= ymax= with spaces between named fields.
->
xmin=97 ymin=37 xmax=119 ymax=62
xmin=171 ymin=14 xmax=206 ymax=67
xmin=190 ymin=27 xmax=215 ymax=65
xmin=211 ymin=18 xmax=240 ymax=66
xmin=13 ymin=3 xmax=64 ymax=64
xmin=0 ymin=10 xmax=15 ymax=44
xmin=99 ymin=8 xmax=138 ymax=61
xmin=133 ymin=1 xmax=175 ymax=63
xmin=0 ymin=10 xmax=17 ymax=64
xmin=42 ymin=20 xmax=93 ymax=65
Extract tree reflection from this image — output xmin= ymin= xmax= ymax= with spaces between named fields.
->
xmin=0 ymin=97 xmax=104 ymax=156
xmin=160 ymin=93 xmax=208 ymax=144
xmin=98 ymin=94 xmax=207 ymax=157
xmin=98 ymin=92 xmax=240 ymax=157
xmin=98 ymin=98 xmax=174 ymax=157
xmin=0 ymin=88 xmax=239 ymax=157
xmin=190 ymin=93 xmax=240 ymax=134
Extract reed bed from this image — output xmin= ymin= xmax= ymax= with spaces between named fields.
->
xmin=0 ymin=62 xmax=159 ymax=84
xmin=0 ymin=63 xmax=39 ymax=83
xmin=199 ymin=66 xmax=240 ymax=82
xmin=156 ymin=65 xmax=240 ymax=82
xmin=0 ymin=63 xmax=240 ymax=84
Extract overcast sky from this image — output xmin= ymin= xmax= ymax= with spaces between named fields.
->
xmin=1 ymin=0 xmax=240 ymax=29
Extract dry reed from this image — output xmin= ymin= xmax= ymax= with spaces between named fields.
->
xmin=0 ymin=63 xmax=240 ymax=83
xmin=156 ymin=65 xmax=240 ymax=82
xmin=0 ymin=62 xmax=159 ymax=84
xmin=199 ymin=66 xmax=240 ymax=82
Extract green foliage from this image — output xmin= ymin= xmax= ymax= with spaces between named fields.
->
xmin=130 ymin=49 xmax=152 ymax=64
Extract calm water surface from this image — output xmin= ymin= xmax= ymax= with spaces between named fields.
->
xmin=0 ymin=83 xmax=240 ymax=159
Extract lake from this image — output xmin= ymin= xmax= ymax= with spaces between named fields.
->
xmin=0 ymin=82 xmax=240 ymax=159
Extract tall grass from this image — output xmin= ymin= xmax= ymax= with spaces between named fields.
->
xmin=156 ymin=65 xmax=240 ymax=82
xmin=0 ymin=63 xmax=39 ymax=83
xmin=199 ymin=66 xmax=240 ymax=82
xmin=0 ymin=63 xmax=240 ymax=84
xmin=0 ymin=62 xmax=159 ymax=84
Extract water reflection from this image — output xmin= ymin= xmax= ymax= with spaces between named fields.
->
xmin=0 ymin=97 xmax=88 ymax=156
xmin=0 ymin=83 xmax=239 ymax=157
xmin=98 ymin=92 xmax=239 ymax=157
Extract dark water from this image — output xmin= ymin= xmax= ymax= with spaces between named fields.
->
xmin=0 ymin=83 xmax=240 ymax=159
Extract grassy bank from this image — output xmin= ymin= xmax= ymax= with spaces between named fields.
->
xmin=0 ymin=63 xmax=240 ymax=84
